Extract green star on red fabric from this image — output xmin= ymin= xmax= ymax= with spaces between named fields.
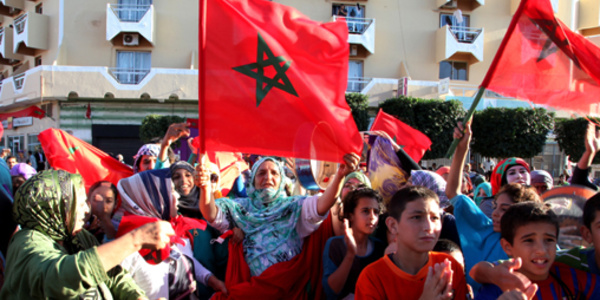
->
xmin=233 ymin=33 xmax=298 ymax=107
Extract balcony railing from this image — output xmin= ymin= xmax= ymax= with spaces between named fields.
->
xmin=333 ymin=16 xmax=374 ymax=35
xmin=109 ymin=4 xmax=151 ymax=22
xmin=108 ymin=68 xmax=150 ymax=85
xmin=449 ymin=26 xmax=482 ymax=43
xmin=347 ymin=77 xmax=372 ymax=93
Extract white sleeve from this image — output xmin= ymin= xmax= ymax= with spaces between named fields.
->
xmin=296 ymin=194 xmax=329 ymax=239
xmin=209 ymin=207 xmax=230 ymax=233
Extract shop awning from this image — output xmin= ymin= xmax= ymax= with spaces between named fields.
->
xmin=0 ymin=106 xmax=45 ymax=121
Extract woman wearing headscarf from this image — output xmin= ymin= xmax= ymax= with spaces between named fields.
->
xmin=9 ymin=163 xmax=36 ymax=195
xmin=0 ymin=170 xmax=174 ymax=299
xmin=331 ymin=171 xmax=371 ymax=236
xmin=196 ymin=153 xmax=359 ymax=298
xmin=170 ymin=161 xmax=229 ymax=298
xmin=117 ymin=167 xmax=227 ymax=299
xmin=479 ymin=157 xmax=531 ymax=217
xmin=473 ymin=182 xmax=492 ymax=206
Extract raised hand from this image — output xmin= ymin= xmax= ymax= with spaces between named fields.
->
xmin=419 ymin=259 xmax=454 ymax=300
xmin=137 ymin=221 xmax=175 ymax=250
xmin=343 ymin=219 xmax=357 ymax=257
xmin=338 ymin=153 xmax=360 ymax=177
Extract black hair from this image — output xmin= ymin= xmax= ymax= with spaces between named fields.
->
xmin=500 ymin=201 xmax=559 ymax=244
xmin=583 ymin=192 xmax=600 ymax=229
xmin=387 ymin=186 xmax=439 ymax=220
xmin=87 ymin=181 xmax=118 ymax=202
xmin=340 ymin=187 xmax=383 ymax=223
xmin=433 ymin=239 xmax=461 ymax=254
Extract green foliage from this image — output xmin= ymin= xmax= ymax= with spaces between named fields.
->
xmin=554 ymin=117 xmax=600 ymax=163
xmin=378 ymin=96 xmax=466 ymax=159
xmin=140 ymin=115 xmax=185 ymax=143
xmin=345 ymin=93 xmax=370 ymax=131
xmin=471 ymin=107 xmax=554 ymax=158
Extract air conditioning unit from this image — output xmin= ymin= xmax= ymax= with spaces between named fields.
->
xmin=123 ymin=33 xmax=139 ymax=46
xmin=350 ymin=45 xmax=358 ymax=56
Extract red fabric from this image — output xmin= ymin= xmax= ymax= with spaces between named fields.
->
xmin=370 ymin=109 xmax=432 ymax=162
xmin=116 ymin=214 xmax=207 ymax=265
xmin=0 ymin=122 xmax=3 ymax=140
xmin=0 ymin=106 xmax=45 ymax=121
xmin=38 ymin=128 xmax=133 ymax=193
xmin=212 ymin=214 xmax=334 ymax=300
xmin=481 ymin=0 xmax=600 ymax=116
xmin=85 ymin=103 xmax=91 ymax=119
xmin=201 ymin=0 xmax=362 ymax=163
xmin=490 ymin=157 xmax=531 ymax=195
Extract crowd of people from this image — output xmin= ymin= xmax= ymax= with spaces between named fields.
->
xmin=0 ymin=120 xmax=599 ymax=300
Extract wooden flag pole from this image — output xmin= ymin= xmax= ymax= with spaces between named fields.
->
xmin=445 ymin=86 xmax=486 ymax=158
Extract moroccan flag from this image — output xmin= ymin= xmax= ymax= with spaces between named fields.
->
xmin=370 ymin=109 xmax=432 ymax=162
xmin=480 ymin=0 xmax=600 ymax=116
xmin=85 ymin=103 xmax=91 ymax=119
xmin=38 ymin=128 xmax=133 ymax=192
xmin=201 ymin=0 xmax=363 ymax=163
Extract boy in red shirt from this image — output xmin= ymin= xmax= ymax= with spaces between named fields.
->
xmin=355 ymin=185 xmax=468 ymax=299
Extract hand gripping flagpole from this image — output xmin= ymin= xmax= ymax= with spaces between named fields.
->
xmin=445 ymin=86 xmax=485 ymax=158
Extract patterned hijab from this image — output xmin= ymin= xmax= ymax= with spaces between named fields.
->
xmin=133 ymin=143 xmax=161 ymax=174
xmin=343 ymin=171 xmax=371 ymax=188
xmin=491 ymin=157 xmax=530 ymax=195
xmin=13 ymin=170 xmax=88 ymax=253
xmin=410 ymin=170 xmax=450 ymax=208
xmin=215 ymin=157 xmax=305 ymax=276
xmin=117 ymin=168 xmax=177 ymax=221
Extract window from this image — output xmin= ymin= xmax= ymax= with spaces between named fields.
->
xmin=27 ymin=134 xmax=40 ymax=153
xmin=332 ymin=4 xmax=366 ymax=34
xmin=0 ymin=137 xmax=5 ymax=150
xmin=35 ymin=56 xmax=42 ymax=66
xmin=439 ymin=61 xmax=468 ymax=81
xmin=117 ymin=0 xmax=152 ymax=22
xmin=41 ymin=103 xmax=52 ymax=118
xmin=440 ymin=13 xmax=470 ymax=28
xmin=35 ymin=3 xmax=42 ymax=14
xmin=347 ymin=60 xmax=364 ymax=92
xmin=114 ymin=51 xmax=151 ymax=84
xmin=440 ymin=13 xmax=476 ymax=42
xmin=8 ymin=135 xmax=24 ymax=156
xmin=12 ymin=63 xmax=22 ymax=72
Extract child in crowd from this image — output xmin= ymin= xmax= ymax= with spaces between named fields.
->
xmin=446 ymin=121 xmax=541 ymax=292
xmin=554 ymin=192 xmax=600 ymax=274
xmin=355 ymin=186 xmax=468 ymax=299
xmin=434 ymin=239 xmax=465 ymax=269
xmin=475 ymin=202 xmax=600 ymax=299
xmin=322 ymin=188 xmax=385 ymax=299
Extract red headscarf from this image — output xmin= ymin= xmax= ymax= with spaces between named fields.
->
xmin=491 ymin=157 xmax=530 ymax=195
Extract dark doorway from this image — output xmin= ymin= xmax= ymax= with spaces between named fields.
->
xmin=92 ymin=124 xmax=142 ymax=166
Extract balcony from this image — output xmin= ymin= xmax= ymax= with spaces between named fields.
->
xmin=13 ymin=13 xmax=49 ymax=56
xmin=437 ymin=0 xmax=484 ymax=11
xmin=0 ymin=0 xmax=23 ymax=17
xmin=0 ymin=26 xmax=22 ymax=64
xmin=347 ymin=77 xmax=399 ymax=105
xmin=108 ymin=68 xmax=150 ymax=85
xmin=579 ymin=0 xmax=600 ymax=36
xmin=106 ymin=4 xmax=155 ymax=45
xmin=333 ymin=16 xmax=375 ymax=54
xmin=436 ymin=25 xmax=484 ymax=63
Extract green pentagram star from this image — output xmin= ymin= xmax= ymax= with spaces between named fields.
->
xmin=233 ymin=33 xmax=298 ymax=107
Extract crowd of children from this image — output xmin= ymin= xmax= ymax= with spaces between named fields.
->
xmin=1 ymin=120 xmax=600 ymax=300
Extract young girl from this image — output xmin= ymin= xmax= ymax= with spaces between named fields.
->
xmin=322 ymin=188 xmax=385 ymax=300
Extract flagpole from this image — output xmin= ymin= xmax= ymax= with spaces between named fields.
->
xmin=199 ymin=0 xmax=207 ymax=159
xmin=445 ymin=86 xmax=485 ymax=158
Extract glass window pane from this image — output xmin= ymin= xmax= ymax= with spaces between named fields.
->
xmin=439 ymin=61 xmax=452 ymax=79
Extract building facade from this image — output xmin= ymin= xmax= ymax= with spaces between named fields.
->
xmin=0 ymin=0 xmax=199 ymax=165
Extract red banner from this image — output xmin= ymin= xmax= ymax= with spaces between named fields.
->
xmin=370 ymin=109 xmax=432 ymax=162
xmin=0 ymin=106 xmax=45 ymax=121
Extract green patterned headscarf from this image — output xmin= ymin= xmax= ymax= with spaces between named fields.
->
xmin=13 ymin=170 xmax=88 ymax=253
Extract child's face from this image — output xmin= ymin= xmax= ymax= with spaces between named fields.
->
xmin=582 ymin=211 xmax=600 ymax=249
xmin=386 ymin=198 xmax=442 ymax=255
xmin=501 ymin=222 xmax=557 ymax=281
xmin=491 ymin=193 xmax=514 ymax=232
xmin=350 ymin=197 xmax=380 ymax=235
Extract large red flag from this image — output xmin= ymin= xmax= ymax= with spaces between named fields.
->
xmin=38 ymin=128 xmax=133 ymax=192
xmin=0 ymin=105 xmax=45 ymax=121
xmin=370 ymin=109 xmax=432 ymax=162
xmin=480 ymin=0 xmax=600 ymax=116
xmin=201 ymin=0 xmax=362 ymax=163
